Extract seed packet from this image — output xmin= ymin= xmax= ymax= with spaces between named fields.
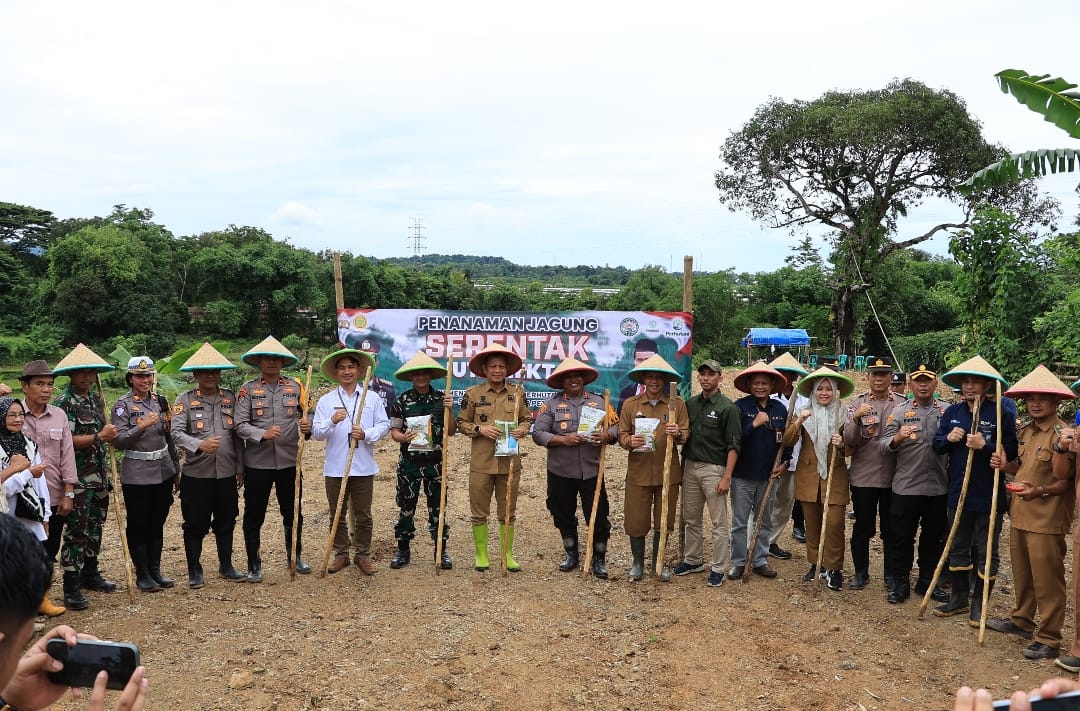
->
xmin=405 ymin=415 xmax=433 ymax=452
xmin=495 ymin=420 xmax=519 ymax=456
xmin=577 ymin=406 xmax=605 ymax=438
xmin=633 ymin=417 xmax=660 ymax=452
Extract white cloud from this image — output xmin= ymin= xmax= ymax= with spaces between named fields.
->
xmin=270 ymin=201 xmax=322 ymax=227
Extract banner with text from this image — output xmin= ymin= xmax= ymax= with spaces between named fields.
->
xmin=336 ymin=309 xmax=693 ymax=412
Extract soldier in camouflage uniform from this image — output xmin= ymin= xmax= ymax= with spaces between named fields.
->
xmin=387 ymin=352 xmax=455 ymax=570
xmin=52 ymin=344 xmax=120 ymax=609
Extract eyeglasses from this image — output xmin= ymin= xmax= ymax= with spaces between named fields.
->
xmin=5 ymin=412 xmax=25 ymax=420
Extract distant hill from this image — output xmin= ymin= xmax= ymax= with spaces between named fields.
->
xmin=383 ymin=254 xmax=634 ymax=286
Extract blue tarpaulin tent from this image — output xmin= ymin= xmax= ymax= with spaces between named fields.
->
xmin=741 ymin=328 xmax=812 ymax=365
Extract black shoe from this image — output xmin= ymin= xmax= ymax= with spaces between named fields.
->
xmin=558 ymin=536 xmax=579 ymax=572
xmin=63 ymin=571 xmax=89 ymax=610
xmin=986 ymin=617 xmax=1034 ymax=640
xmin=436 ymin=547 xmax=453 ymax=570
xmin=132 ymin=546 xmax=161 ymax=593
xmin=849 ymin=571 xmax=869 ymax=590
xmin=727 ymin=565 xmax=745 ymax=580
xmin=803 ymin=565 xmax=817 ymax=582
xmin=390 ymin=540 xmax=411 ymax=570
xmin=148 ymin=540 xmax=175 ymax=589
xmin=81 ymin=563 xmax=117 ymax=593
xmin=188 ymin=563 xmax=205 ymax=590
xmin=792 ymin=527 xmax=807 ymax=543
xmin=768 ymin=543 xmax=792 ymax=560
xmin=293 ymin=557 xmax=311 ymax=575
xmin=914 ymin=577 xmax=949 ymax=602
xmin=246 ymin=561 xmax=263 ymax=584
xmin=1024 ymin=642 xmax=1060 ymax=660
xmin=752 ymin=563 xmax=778 ymax=578
xmin=826 ymin=569 xmax=843 ymax=591
xmin=887 ymin=582 xmax=910 ymax=604
xmin=215 ymin=533 xmax=247 ymax=581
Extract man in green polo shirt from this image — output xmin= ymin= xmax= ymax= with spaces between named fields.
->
xmin=672 ymin=359 xmax=741 ymax=587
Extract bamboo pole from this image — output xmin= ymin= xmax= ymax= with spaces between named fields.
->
xmin=435 ymin=356 xmax=454 ymax=574
xmin=333 ymin=252 xmax=344 ymax=312
xmin=679 ymin=257 xmax=692 ymax=561
xmin=918 ymin=396 xmax=982 ymax=618
xmin=289 ymin=365 xmax=314 ymax=580
xmin=501 ymin=380 xmax=526 ymax=577
xmin=978 ymin=383 xmax=1005 ymax=644
xmin=814 ymin=392 xmax=845 ymax=594
xmin=743 ymin=377 xmax=800 ymax=582
xmin=581 ymin=388 xmax=611 ymax=579
xmin=319 ymin=370 xmax=372 ymax=578
xmin=655 ymin=382 xmax=678 ymax=579
xmin=96 ymin=374 xmax=136 ymax=603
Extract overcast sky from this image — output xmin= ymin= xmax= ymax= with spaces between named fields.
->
xmin=2 ymin=1 xmax=1078 ymax=274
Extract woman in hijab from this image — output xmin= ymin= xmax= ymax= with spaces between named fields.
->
xmin=783 ymin=368 xmax=853 ymax=591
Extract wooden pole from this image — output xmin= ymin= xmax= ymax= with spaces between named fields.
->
xmin=289 ymin=365 xmax=314 ymax=580
xmin=978 ymin=384 xmax=1005 ymax=644
xmin=918 ymin=396 xmax=982 ymax=618
xmin=333 ymin=251 xmax=344 ymax=312
xmin=319 ymin=370 xmax=372 ymax=578
xmin=680 ymin=256 xmax=692 ymax=561
xmin=815 ymin=393 xmax=844 ymax=593
xmin=655 ymin=381 xmax=678 ymax=579
xmin=581 ymin=388 xmax=611 ymax=578
xmin=742 ymin=377 xmax=800 ymax=582
xmin=96 ymin=374 xmax=136 ymax=603
xmin=501 ymin=380 xmax=526 ymax=577
xmin=434 ymin=356 xmax=454 ymax=574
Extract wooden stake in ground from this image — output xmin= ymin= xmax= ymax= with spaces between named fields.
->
xmin=918 ymin=396 xmax=982 ymax=619
xmin=319 ymin=370 xmax=372 ymax=578
xmin=502 ymin=380 xmax=526 ymax=577
xmin=655 ymin=382 xmax=677 ymax=579
xmin=96 ymin=374 xmax=136 ymax=603
xmin=289 ymin=365 xmax=314 ymax=581
xmin=814 ymin=396 xmax=844 ymax=594
xmin=581 ymin=388 xmax=611 ymax=579
xmin=435 ymin=356 xmax=454 ymax=574
xmin=978 ymin=383 xmax=1004 ymax=644
xmin=743 ymin=377 xmax=800 ymax=583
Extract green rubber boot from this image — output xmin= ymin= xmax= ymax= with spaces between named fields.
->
xmin=472 ymin=525 xmax=489 ymax=571
xmin=499 ymin=524 xmax=522 ymax=572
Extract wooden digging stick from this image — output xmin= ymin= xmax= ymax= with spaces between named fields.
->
xmin=814 ymin=397 xmax=845 ymax=594
xmin=655 ymin=382 xmax=678 ymax=579
xmin=581 ymin=388 xmax=611 ymax=579
xmin=97 ymin=374 xmax=136 ymax=603
xmin=289 ymin=365 xmax=314 ymax=580
xmin=435 ymin=356 xmax=454 ymax=574
xmin=502 ymin=380 xmax=527 ymax=577
xmin=978 ymin=384 xmax=1005 ymax=644
xmin=319 ymin=370 xmax=372 ymax=578
xmin=743 ymin=380 xmax=800 ymax=582
xmin=918 ymin=396 xmax=982 ymax=618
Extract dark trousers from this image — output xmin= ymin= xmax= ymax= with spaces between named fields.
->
xmin=43 ymin=511 xmax=68 ymax=562
xmin=948 ymin=507 xmax=1005 ymax=579
xmin=885 ymin=492 xmax=947 ymax=581
xmin=181 ymin=475 xmax=239 ymax=539
xmin=242 ymin=467 xmax=302 ymax=561
xmin=122 ymin=480 xmax=175 ymax=548
xmin=791 ymin=500 xmax=805 ymax=529
xmin=546 ymin=471 xmax=611 ymax=543
xmin=850 ymin=485 xmax=892 ymax=573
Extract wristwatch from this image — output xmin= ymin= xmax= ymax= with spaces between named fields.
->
xmin=63 ymin=491 xmax=75 ymax=499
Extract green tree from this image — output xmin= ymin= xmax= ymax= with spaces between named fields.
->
xmin=608 ymin=266 xmax=680 ymax=311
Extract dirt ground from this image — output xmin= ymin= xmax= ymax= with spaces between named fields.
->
xmin=42 ymin=370 xmax=1079 ymax=710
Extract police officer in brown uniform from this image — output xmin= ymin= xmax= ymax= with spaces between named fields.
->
xmin=111 ymin=356 xmax=180 ymax=593
xmin=170 ymin=343 xmax=247 ymax=588
xmin=843 ymin=356 xmax=906 ymax=591
xmin=235 ymin=336 xmax=312 ymax=583
xmin=986 ymin=366 xmax=1076 ymax=661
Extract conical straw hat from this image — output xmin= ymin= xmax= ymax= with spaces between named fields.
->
xmin=941 ymin=355 xmax=1007 ymax=389
xmin=768 ymin=352 xmax=808 ymax=378
xmin=52 ymin=343 xmax=113 ymax=375
xmin=242 ymin=335 xmax=298 ymax=367
xmin=733 ymin=362 xmax=787 ymax=394
xmin=627 ymin=354 xmax=681 ymax=384
xmin=320 ymin=348 xmax=375 ymax=383
xmin=547 ymin=357 xmax=599 ymax=388
xmin=1004 ymin=364 xmax=1076 ymax=400
xmin=797 ymin=366 xmax=856 ymax=399
xmin=180 ymin=342 xmax=236 ymax=372
xmin=394 ymin=351 xmax=448 ymax=381
xmin=468 ymin=343 xmax=523 ymax=377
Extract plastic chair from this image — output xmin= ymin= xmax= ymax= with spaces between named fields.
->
xmin=809 ymin=354 xmax=818 ymax=369
xmin=854 ymin=355 xmax=865 ymax=371
xmin=838 ymin=354 xmax=848 ymax=370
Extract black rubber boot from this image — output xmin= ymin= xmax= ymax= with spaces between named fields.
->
xmin=591 ymin=541 xmax=608 ymax=580
xmin=887 ymin=577 xmax=910 ymax=604
xmin=435 ymin=544 xmax=453 ymax=570
xmin=651 ymin=530 xmax=671 ymax=582
xmin=148 ymin=538 xmax=175 ymax=588
xmin=915 ymin=575 xmax=949 ymax=603
xmin=934 ymin=570 xmax=970 ymax=617
xmin=132 ymin=545 xmax=161 ymax=593
xmin=63 ymin=571 xmax=89 ymax=610
xmin=184 ymin=534 xmax=205 ymax=589
xmin=390 ymin=539 xmax=411 ymax=569
xmin=216 ymin=533 xmax=246 ymax=581
xmin=849 ymin=569 xmax=869 ymax=590
xmin=628 ymin=536 xmax=646 ymax=581
xmin=80 ymin=558 xmax=117 ymax=593
xmin=246 ymin=539 xmax=263 ymax=583
xmin=969 ymin=578 xmax=994 ymax=628
xmin=558 ymin=534 xmax=579 ymax=572
xmin=284 ymin=531 xmax=311 ymax=575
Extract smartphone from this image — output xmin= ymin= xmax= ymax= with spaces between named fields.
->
xmin=46 ymin=639 xmax=140 ymax=691
xmin=993 ymin=689 xmax=1080 ymax=708
xmin=1005 ymin=482 xmax=1024 ymax=493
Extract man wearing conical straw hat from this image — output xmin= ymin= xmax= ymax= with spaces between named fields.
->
xmin=52 ymin=344 xmax=120 ymax=610
xmin=983 ymin=365 xmax=1075 ymax=661
xmin=766 ymin=352 xmax=809 ymax=561
xmin=387 ymin=352 xmax=455 ymax=571
xmin=878 ymin=364 xmax=950 ymax=605
xmin=170 ymin=343 xmax=247 ymax=588
xmin=931 ymin=355 xmax=1018 ymax=623
xmin=235 ymin=336 xmax=313 ymax=582
xmin=532 ymin=357 xmax=618 ymax=578
xmin=617 ymin=353 xmax=689 ymax=582
xmin=456 ymin=344 xmax=532 ymax=572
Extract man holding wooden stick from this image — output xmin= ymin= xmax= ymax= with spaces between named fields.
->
xmin=617 ymin=354 xmax=687 ymax=582
xmin=388 ymin=352 xmax=455 ymax=570
xmin=532 ymin=357 xmax=617 ymax=579
xmin=931 ymin=356 xmax=1017 ymax=622
xmin=313 ymin=348 xmax=388 ymax=575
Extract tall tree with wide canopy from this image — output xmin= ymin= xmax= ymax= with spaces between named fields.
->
xmin=715 ymin=78 xmax=1053 ymax=355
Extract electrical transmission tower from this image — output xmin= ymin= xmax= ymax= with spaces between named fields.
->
xmin=408 ymin=217 xmax=427 ymax=256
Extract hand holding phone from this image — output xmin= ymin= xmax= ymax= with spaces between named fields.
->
xmin=46 ymin=639 xmax=141 ymax=691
